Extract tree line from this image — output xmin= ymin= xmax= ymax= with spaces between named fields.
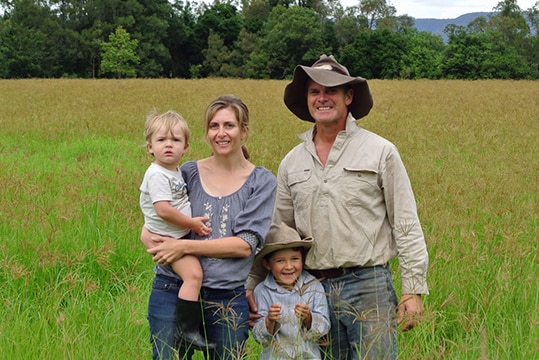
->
xmin=1 ymin=0 xmax=538 ymax=79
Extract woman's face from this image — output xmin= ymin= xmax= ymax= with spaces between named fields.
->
xmin=206 ymin=108 xmax=246 ymax=157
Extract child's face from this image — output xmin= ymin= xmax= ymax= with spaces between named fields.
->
xmin=147 ymin=124 xmax=187 ymax=171
xmin=263 ymin=248 xmax=303 ymax=290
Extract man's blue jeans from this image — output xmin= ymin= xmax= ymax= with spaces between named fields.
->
xmin=147 ymin=274 xmax=249 ymax=360
xmin=320 ymin=265 xmax=398 ymax=360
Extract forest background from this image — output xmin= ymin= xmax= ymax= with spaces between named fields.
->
xmin=1 ymin=0 xmax=539 ymax=80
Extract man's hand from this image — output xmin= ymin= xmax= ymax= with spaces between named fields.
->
xmin=246 ymin=289 xmax=261 ymax=328
xmin=397 ymin=294 xmax=424 ymax=331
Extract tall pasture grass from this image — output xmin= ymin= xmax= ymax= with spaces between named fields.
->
xmin=0 ymin=79 xmax=537 ymax=359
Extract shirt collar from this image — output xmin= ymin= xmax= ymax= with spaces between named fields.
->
xmin=297 ymin=113 xmax=359 ymax=143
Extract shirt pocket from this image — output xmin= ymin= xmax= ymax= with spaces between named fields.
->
xmin=341 ymin=167 xmax=381 ymax=207
xmin=287 ymin=169 xmax=314 ymax=208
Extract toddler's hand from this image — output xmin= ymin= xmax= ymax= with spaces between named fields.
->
xmin=191 ymin=216 xmax=211 ymax=236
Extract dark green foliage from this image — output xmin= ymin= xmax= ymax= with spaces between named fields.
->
xmin=247 ymin=5 xmax=328 ymax=79
xmin=0 ymin=0 xmax=538 ymax=79
xmin=442 ymin=28 xmax=533 ymax=79
xmin=341 ymin=29 xmax=407 ymax=79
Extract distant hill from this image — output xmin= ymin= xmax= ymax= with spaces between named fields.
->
xmin=413 ymin=12 xmax=491 ymax=41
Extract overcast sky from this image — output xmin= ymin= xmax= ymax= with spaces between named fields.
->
xmin=341 ymin=0 xmax=538 ymax=19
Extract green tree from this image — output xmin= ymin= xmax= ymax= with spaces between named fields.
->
xmin=359 ymin=0 xmax=396 ymax=29
xmin=524 ymin=2 xmax=539 ymax=74
xmin=196 ymin=3 xmax=243 ymax=49
xmin=194 ymin=2 xmax=244 ymax=77
xmin=526 ymin=1 xmax=539 ymax=34
xmin=100 ymin=25 xmax=139 ymax=78
xmin=167 ymin=0 xmax=201 ymax=78
xmin=400 ymin=30 xmax=444 ymax=79
xmin=227 ymin=28 xmax=261 ymax=78
xmin=202 ymin=29 xmax=238 ymax=77
xmin=247 ymin=5 xmax=328 ymax=79
xmin=489 ymin=0 xmax=529 ymax=44
xmin=441 ymin=28 xmax=530 ymax=79
xmin=129 ymin=0 xmax=172 ymax=77
xmin=0 ymin=18 xmax=47 ymax=78
xmin=243 ymin=0 xmax=272 ymax=34
xmin=333 ymin=7 xmax=368 ymax=50
xmin=0 ymin=0 xmax=66 ymax=77
xmin=341 ymin=29 xmax=407 ymax=79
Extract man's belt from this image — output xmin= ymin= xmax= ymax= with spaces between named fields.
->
xmin=308 ymin=264 xmax=387 ymax=279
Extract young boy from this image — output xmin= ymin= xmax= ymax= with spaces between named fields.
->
xmin=252 ymin=222 xmax=330 ymax=360
xmin=139 ymin=110 xmax=213 ymax=349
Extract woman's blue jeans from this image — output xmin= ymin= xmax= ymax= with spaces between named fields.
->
xmin=320 ymin=265 xmax=398 ymax=360
xmin=147 ymin=274 xmax=249 ymax=360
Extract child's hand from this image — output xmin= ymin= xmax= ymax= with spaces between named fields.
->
xmin=294 ymin=303 xmax=310 ymax=321
xmin=295 ymin=303 xmax=312 ymax=329
xmin=267 ymin=304 xmax=282 ymax=321
xmin=191 ymin=216 xmax=211 ymax=236
xmin=265 ymin=303 xmax=282 ymax=334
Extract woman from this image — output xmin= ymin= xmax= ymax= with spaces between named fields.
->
xmin=142 ymin=94 xmax=277 ymax=360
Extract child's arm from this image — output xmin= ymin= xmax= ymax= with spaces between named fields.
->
xmin=295 ymin=303 xmax=313 ymax=330
xmin=153 ymin=201 xmax=211 ymax=236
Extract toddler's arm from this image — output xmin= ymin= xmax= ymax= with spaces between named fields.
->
xmin=154 ymin=201 xmax=210 ymax=236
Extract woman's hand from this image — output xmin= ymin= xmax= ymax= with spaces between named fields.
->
xmin=147 ymin=237 xmax=186 ymax=265
xmin=142 ymin=227 xmax=184 ymax=265
xmin=141 ymin=226 xmax=168 ymax=246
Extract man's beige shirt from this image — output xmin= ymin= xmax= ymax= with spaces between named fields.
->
xmin=272 ymin=115 xmax=428 ymax=295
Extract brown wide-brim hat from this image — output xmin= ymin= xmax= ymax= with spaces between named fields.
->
xmin=284 ymin=54 xmax=373 ymax=122
xmin=252 ymin=222 xmax=312 ymax=275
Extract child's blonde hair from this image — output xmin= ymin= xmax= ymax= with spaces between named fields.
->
xmin=144 ymin=110 xmax=190 ymax=145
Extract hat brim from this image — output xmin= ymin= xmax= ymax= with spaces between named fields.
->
xmin=284 ymin=65 xmax=373 ymax=122
xmin=252 ymin=238 xmax=313 ymax=276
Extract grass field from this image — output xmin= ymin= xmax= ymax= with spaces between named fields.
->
xmin=1 ymin=79 xmax=538 ymax=359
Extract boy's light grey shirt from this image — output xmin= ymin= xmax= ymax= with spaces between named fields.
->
xmin=253 ymin=271 xmax=330 ymax=360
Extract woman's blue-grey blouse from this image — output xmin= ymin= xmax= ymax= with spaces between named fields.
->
xmin=153 ymin=160 xmax=277 ymax=290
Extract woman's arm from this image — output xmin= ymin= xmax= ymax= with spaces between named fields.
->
xmin=141 ymin=227 xmax=252 ymax=265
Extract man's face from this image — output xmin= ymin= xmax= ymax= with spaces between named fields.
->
xmin=306 ymin=80 xmax=353 ymax=126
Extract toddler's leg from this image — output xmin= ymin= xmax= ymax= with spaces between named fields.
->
xmin=170 ymin=255 xmax=203 ymax=301
xmin=170 ymin=256 xmax=214 ymax=350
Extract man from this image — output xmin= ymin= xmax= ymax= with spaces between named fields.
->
xmin=248 ymin=55 xmax=428 ymax=360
